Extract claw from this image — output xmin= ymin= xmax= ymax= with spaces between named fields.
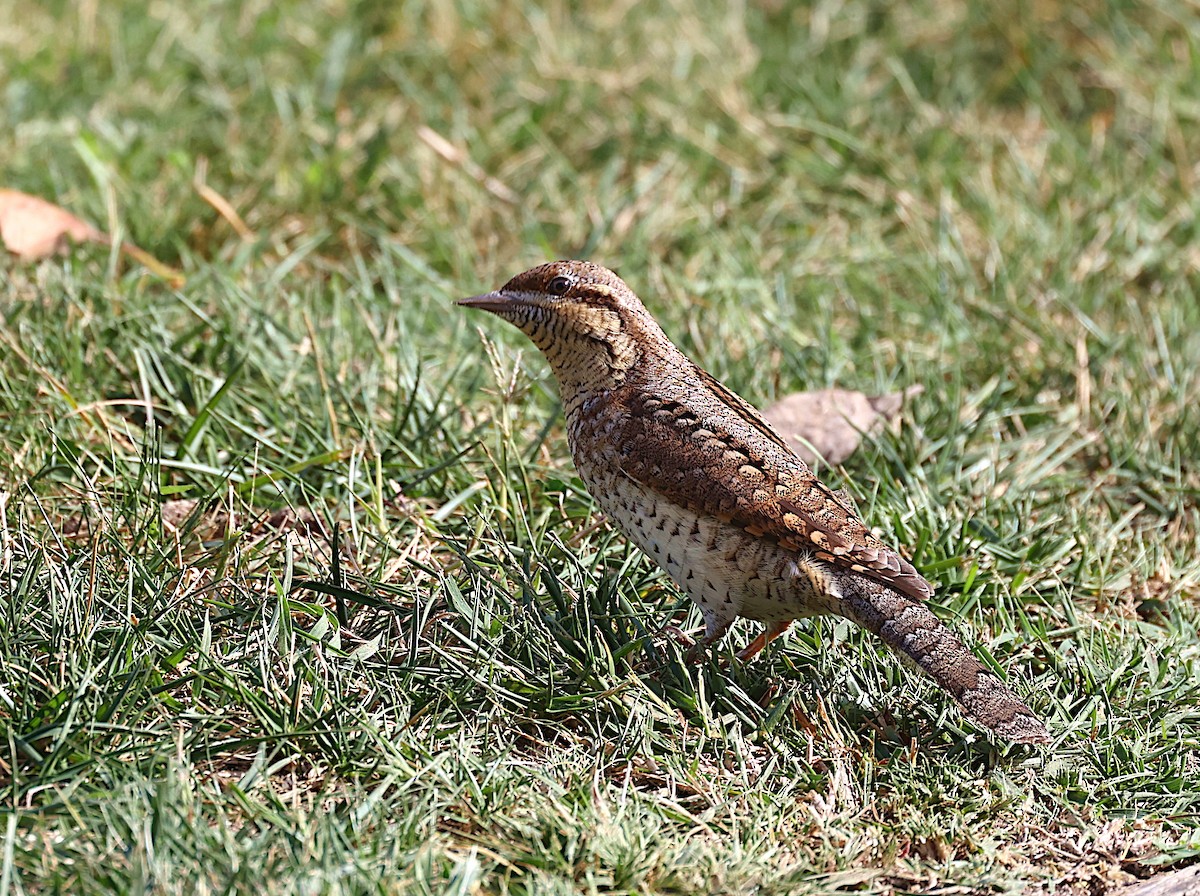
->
xmin=683 ymin=641 xmax=708 ymax=665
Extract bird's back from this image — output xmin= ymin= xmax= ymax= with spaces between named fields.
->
xmin=567 ymin=357 xmax=934 ymax=605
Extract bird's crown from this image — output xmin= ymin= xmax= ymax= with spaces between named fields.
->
xmin=496 ymin=260 xmax=637 ymax=309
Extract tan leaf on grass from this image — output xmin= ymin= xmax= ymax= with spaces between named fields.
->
xmin=761 ymin=385 xmax=923 ymax=466
xmin=0 ymin=188 xmax=184 ymax=285
xmin=0 ymin=189 xmax=106 ymax=259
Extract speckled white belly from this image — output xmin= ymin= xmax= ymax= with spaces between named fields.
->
xmin=578 ymin=462 xmax=836 ymax=626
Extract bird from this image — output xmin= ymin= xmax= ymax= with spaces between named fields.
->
xmin=459 ymin=260 xmax=1050 ymax=744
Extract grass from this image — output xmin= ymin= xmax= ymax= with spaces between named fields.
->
xmin=2 ymin=0 xmax=1200 ymax=892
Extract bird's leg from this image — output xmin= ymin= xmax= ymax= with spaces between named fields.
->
xmin=736 ymin=619 xmax=793 ymax=662
xmin=684 ymin=611 xmax=734 ymax=664
xmin=656 ymin=624 xmax=695 ymax=649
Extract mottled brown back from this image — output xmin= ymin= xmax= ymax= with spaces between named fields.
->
xmin=608 ymin=361 xmax=934 ymax=603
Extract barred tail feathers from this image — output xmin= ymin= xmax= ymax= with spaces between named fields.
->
xmin=837 ymin=573 xmax=1050 ymax=744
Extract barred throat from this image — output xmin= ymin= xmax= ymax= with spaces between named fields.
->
xmin=508 ymin=304 xmax=642 ymax=397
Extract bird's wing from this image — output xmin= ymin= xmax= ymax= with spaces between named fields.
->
xmin=611 ymin=372 xmax=934 ymax=603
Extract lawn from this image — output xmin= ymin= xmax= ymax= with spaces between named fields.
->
xmin=2 ymin=0 xmax=1199 ymax=892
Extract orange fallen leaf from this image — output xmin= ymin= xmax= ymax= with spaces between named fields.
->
xmin=761 ymin=386 xmax=923 ymax=467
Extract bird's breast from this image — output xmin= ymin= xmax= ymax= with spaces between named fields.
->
xmin=567 ymin=421 xmax=834 ymax=623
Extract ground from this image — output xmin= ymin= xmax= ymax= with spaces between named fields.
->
xmin=2 ymin=0 xmax=1199 ymax=892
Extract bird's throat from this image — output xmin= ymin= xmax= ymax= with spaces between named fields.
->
xmin=518 ymin=306 xmax=641 ymax=394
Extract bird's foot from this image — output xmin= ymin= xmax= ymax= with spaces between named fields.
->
xmin=630 ymin=624 xmax=699 ymax=672
xmin=657 ymin=624 xmax=696 ymax=650
xmin=683 ymin=641 xmax=709 ymax=665
xmin=735 ymin=620 xmax=794 ymax=662
xmin=659 ymin=625 xmax=712 ymax=665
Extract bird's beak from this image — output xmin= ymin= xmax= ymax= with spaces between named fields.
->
xmin=457 ymin=291 xmax=512 ymax=313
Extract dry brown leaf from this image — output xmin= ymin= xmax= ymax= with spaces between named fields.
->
xmin=0 ymin=189 xmax=106 ymax=259
xmin=761 ymin=385 xmax=923 ymax=466
xmin=0 ymin=188 xmax=184 ymax=285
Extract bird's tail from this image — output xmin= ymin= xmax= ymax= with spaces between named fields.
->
xmin=837 ymin=573 xmax=1050 ymax=744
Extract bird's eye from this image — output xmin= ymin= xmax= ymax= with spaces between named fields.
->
xmin=547 ymin=275 xmax=572 ymax=296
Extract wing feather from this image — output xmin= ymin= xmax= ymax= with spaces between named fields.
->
xmin=610 ymin=372 xmax=933 ymax=603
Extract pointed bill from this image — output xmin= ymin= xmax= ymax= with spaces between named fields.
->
xmin=458 ymin=291 xmax=511 ymax=313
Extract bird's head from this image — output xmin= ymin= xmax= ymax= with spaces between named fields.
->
xmin=459 ymin=260 xmax=667 ymax=392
